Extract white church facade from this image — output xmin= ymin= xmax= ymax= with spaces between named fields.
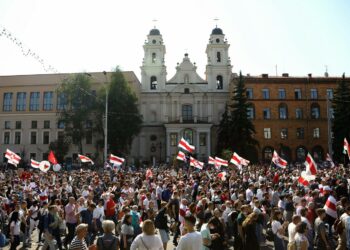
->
xmin=130 ymin=27 xmax=233 ymax=164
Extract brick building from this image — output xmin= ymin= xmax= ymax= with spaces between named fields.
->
xmin=230 ymin=74 xmax=349 ymax=163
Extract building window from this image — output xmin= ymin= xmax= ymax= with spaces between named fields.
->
xmin=216 ymin=75 xmax=223 ymax=89
xmin=44 ymin=120 xmax=50 ymax=129
xmin=150 ymin=76 xmax=157 ymax=90
xmin=182 ymin=105 xmax=193 ymax=121
xmin=279 ymin=103 xmax=288 ymax=119
xmin=57 ymin=93 xmax=67 ymax=111
xmin=216 ymin=51 xmax=221 ymax=62
xmin=296 ymin=147 xmax=307 ymax=161
xmin=326 ymin=89 xmax=333 ymax=99
xmin=295 ymin=108 xmax=303 ymax=119
xmin=57 ymin=120 xmax=65 ymax=129
xmin=43 ymin=131 xmax=50 ymax=144
xmin=310 ymin=89 xmax=318 ymax=99
xmin=311 ymin=103 xmax=320 ymax=119
xmin=42 ymin=153 xmax=49 ymax=161
xmin=263 ymin=147 xmax=274 ymax=161
xmin=183 ymin=129 xmax=193 ymax=145
xmin=16 ymin=92 xmax=26 ymax=111
xmin=184 ymin=74 xmax=189 ymax=84
xmin=3 ymin=92 xmax=13 ymax=111
xmin=85 ymin=120 xmax=93 ymax=129
xmin=170 ymin=133 xmax=178 ymax=146
xmin=30 ymin=131 xmax=37 ymax=144
xmin=43 ymin=92 xmax=53 ymax=111
xmin=262 ymin=89 xmax=270 ymax=99
xmin=184 ymin=88 xmax=190 ymax=94
xmin=30 ymin=153 xmax=36 ymax=160
xmin=31 ymin=121 xmax=37 ymax=129
xmin=14 ymin=132 xmax=21 ymax=144
xmin=199 ymin=133 xmax=207 ymax=146
xmin=152 ymin=52 xmax=156 ymax=63
xmin=29 ymin=92 xmax=40 ymax=111
xmin=58 ymin=131 xmax=64 ymax=141
xmin=281 ymin=128 xmax=288 ymax=139
xmin=294 ymin=89 xmax=302 ymax=99
xmin=297 ymin=128 xmax=304 ymax=139
xmin=264 ymin=128 xmax=271 ymax=139
xmin=329 ymin=108 xmax=334 ymax=119
xmin=313 ymin=128 xmax=320 ymax=138
xmin=15 ymin=121 xmax=21 ymax=129
xmin=247 ymin=106 xmax=255 ymax=119
xmin=263 ymin=108 xmax=271 ymax=119
xmin=4 ymin=121 xmax=10 ymax=129
xmin=3 ymin=132 xmax=10 ymax=144
xmin=246 ymin=88 xmax=253 ymax=99
xmin=86 ymin=130 xmax=92 ymax=144
xmin=278 ymin=89 xmax=286 ymax=99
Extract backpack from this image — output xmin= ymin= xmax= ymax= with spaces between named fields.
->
xmin=97 ymin=237 xmax=116 ymax=250
xmin=154 ymin=212 xmax=162 ymax=229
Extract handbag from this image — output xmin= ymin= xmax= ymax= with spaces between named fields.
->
xmin=140 ymin=236 xmax=150 ymax=250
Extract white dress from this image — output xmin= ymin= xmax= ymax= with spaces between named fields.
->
xmin=130 ymin=233 xmax=163 ymax=250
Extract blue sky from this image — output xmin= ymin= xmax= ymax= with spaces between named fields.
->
xmin=0 ymin=0 xmax=349 ymax=79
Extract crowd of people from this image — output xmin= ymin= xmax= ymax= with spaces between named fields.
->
xmin=0 ymin=161 xmax=349 ymax=250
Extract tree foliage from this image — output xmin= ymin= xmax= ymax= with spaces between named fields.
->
xmin=332 ymin=73 xmax=350 ymax=162
xmin=95 ymin=68 xmax=142 ymax=155
xmin=49 ymin=136 xmax=71 ymax=163
xmin=217 ymin=71 xmax=258 ymax=160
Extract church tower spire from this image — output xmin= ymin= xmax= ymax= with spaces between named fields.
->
xmin=140 ymin=27 xmax=167 ymax=92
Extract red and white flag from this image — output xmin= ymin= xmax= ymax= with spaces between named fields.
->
xmin=208 ymin=156 xmax=216 ymax=165
xmin=39 ymin=160 xmax=51 ymax=173
xmin=78 ymin=154 xmax=94 ymax=165
xmin=272 ymin=150 xmax=288 ymax=169
xmin=217 ymin=172 xmax=226 ymax=181
xmin=31 ymin=159 xmax=40 ymax=169
xmin=298 ymin=171 xmax=315 ymax=186
xmin=215 ymin=157 xmax=228 ymax=167
xmin=305 ymin=153 xmax=317 ymax=175
xmin=190 ymin=157 xmax=204 ymax=170
xmin=146 ymin=168 xmax=153 ymax=179
xmin=230 ymin=152 xmax=250 ymax=167
xmin=109 ymin=154 xmax=125 ymax=166
xmin=326 ymin=153 xmax=335 ymax=168
xmin=5 ymin=149 xmax=21 ymax=166
xmin=324 ymin=195 xmax=337 ymax=218
xmin=344 ymin=138 xmax=350 ymax=159
xmin=178 ymin=137 xmax=195 ymax=153
xmin=177 ymin=151 xmax=187 ymax=162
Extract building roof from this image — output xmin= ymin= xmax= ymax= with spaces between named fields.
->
xmin=149 ymin=28 xmax=161 ymax=36
xmin=211 ymin=27 xmax=223 ymax=35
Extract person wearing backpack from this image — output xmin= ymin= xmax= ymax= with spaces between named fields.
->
xmin=154 ymin=202 xmax=169 ymax=250
xmin=96 ymin=220 xmax=119 ymax=250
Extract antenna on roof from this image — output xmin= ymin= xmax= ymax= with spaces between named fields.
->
xmin=152 ymin=19 xmax=158 ymax=28
xmin=214 ymin=18 xmax=219 ymax=28
xmin=324 ymin=65 xmax=329 ymax=77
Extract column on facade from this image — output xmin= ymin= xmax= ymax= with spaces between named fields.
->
xmin=196 ymin=130 xmax=200 ymax=153
xmin=194 ymin=98 xmax=198 ymax=123
xmin=206 ymin=130 xmax=211 ymax=157
xmin=177 ymin=97 xmax=181 ymax=122
xmin=166 ymin=130 xmax=170 ymax=162
xmin=208 ymin=97 xmax=212 ymax=122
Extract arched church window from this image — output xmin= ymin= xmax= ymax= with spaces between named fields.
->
xmin=184 ymin=74 xmax=189 ymax=84
xmin=150 ymin=76 xmax=157 ymax=90
xmin=216 ymin=75 xmax=223 ymax=89
xmin=152 ymin=52 xmax=156 ymax=63
xmin=216 ymin=52 xmax=221 ymax=62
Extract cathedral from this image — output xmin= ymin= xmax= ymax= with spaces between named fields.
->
xmin=130 ymin=27 xmax=233 ymax=164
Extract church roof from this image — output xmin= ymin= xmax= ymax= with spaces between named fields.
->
xmin=211 ymin=27 xmax=223 ymax=35
xmin=149 ymin=28 xmax=161 ymax=36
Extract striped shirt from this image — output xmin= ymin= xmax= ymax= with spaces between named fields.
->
xmin=68 ymin=236 xmax=88 ymax=250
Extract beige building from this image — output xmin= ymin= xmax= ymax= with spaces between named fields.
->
xmin=0 ymin=72 xmax=140 ymax=164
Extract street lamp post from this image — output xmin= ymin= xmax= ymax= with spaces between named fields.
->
xmin=103 ymin=71 xmax=108 ymax=163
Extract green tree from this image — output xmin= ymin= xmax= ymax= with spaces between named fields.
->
xmin=96 ymin=68 xmax=142 ymax=155
xmin=57 ymin=73 xmax=97 ymax=154
xmin=217 ymin=71 xmax=258 ymax=159
xmin=49 ymin=136 xmax=71 ymax=163
xmin=332 ymin=73 xmax=350 ymax=162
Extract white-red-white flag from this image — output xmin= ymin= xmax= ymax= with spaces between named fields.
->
xmin=109 ymin=154 xmax=125 ymax=166
xmin=208 ymin=156 xmax=216 ymax=165
xmin=217 ymin=172 xmax=226 ymax=181
xmin=190 ymin=157 xmax=204 ymax=170
xmin=305 ymin=153 xmax=317 ymax=175
xmin=5 ymin=149 xmax=21 ymax=166
xmin=78 ymin=154 xmax=94 ymax=165
xmin=178 ymin=137 xmax=195 ymax=153
xmin=272 ymin=150 xmax=288 ymax=169
xmin=177 ymin=151 xmax=187 ymax=162
xmin=215 ymin=157 xmax=228 ymax=167
xmin=298 ymin=171 xmax=315 ymax=186
xmin=324 ymin=195 xmax=337 ymax=218
xmin=31 ymin=159 xmax=40 ymax=169
xmin=326 ymin=153 xmax=335 ymax=167
xmin=230 ymin=152 xmax=250 ymax=168
xmin=39 ymin=160 xmax=51 ymax=173
xmin=344 ymin=138 xmax=350 ymax=159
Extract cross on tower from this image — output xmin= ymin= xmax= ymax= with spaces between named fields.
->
xmin=214 ymin=18 xmax=219 ymax=28
xmin=152 ymin=19 xmax=158 ymax=28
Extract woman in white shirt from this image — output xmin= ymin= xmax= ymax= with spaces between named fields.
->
xmin=130 ymin=220 xmax=163 ymax=250
xmin=9 ymin=211 xmax=21 ymax=250
xmin=271 ymin=210 xmax=288 ymax=250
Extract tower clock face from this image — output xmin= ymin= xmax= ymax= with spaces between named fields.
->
xmin=152 ymin=39 xmax=156 ymax=44
xmin=216 ymin=38 xmax=220 ymax=43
